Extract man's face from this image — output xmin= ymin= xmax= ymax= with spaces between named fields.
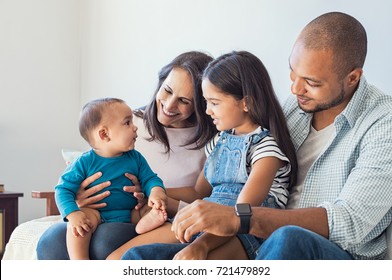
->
xmin=288 ymin=43 xmax=352 ymax=114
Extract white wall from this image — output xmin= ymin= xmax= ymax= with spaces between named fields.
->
xmin=80 ymin=0 xmax=392 ymax=106
xmin=1 ymin=0 xmax=391 ymax=223
xmin=0 ymin=0 xmax=86 ymax=223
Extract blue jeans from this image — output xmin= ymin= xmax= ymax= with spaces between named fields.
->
xmin=121 ymin=225 xmax=354 ymax=260
xmin=255 ymin=225 xmax=353 ymax=260
xmin=36 ymin=222 xmax=138 ymax=259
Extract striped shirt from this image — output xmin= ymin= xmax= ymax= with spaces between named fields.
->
xmin=205 ymin=127 xmax=291 ymax=208
xmin=283 ymin=76 xmax=392 ymax=259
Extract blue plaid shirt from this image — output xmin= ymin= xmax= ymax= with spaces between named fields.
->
xmin=283 ymin=76 xmax=392 ymax=259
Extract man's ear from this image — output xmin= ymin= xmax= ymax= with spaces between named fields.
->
xmin=98 ymin=127 xmax=110 ymax=142
xmin=346 ymin=68 xmax=363 ymax=88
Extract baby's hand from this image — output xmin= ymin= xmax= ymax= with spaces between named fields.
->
xmin=148 ymin=187 xmax=167 ymax=211
xmin=66 ymin=211 xmax=93 ymax=237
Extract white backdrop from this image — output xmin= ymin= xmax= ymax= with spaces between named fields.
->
xmin=1 ymin=0 xmax=391 ymax=223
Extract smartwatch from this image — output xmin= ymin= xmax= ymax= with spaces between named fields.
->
xmin=235 ymin=203 xmax=252 ymax=234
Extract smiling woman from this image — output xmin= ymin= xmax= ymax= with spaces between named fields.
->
xmin=155 ymin=68 xmax=195 ymax=128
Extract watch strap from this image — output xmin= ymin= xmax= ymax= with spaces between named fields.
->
xmin=238 ymin=213 xmax=251 ymax=234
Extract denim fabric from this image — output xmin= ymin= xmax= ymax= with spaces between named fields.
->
xmin=255 ymin=225 xmax=354 ymax=260
xmin=37 ymin=222 xmax=137 ymax=260
xmin=121 ymin=243 xmax=190 ymax=260
xmin=121 ymin=225 xmax=354 ymax=260
xmin=203 ymin=129 xmax=274 ymax=259
xmin=204 ymin=129 xmax=270 ymax=207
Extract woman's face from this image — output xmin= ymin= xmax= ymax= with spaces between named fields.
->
xmin=156 ymin=67 xmax=195 ymax=128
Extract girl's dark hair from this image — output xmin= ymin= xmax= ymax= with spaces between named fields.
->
xmin=203 ymin=51 xmax=298 ymax=188
xmin=134 ymin=51 xmax=217 ymax=153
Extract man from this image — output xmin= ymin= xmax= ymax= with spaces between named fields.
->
xmin=122 ymin=12 xmax=392 ymax=260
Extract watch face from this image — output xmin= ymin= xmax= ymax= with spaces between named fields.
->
xmin=236 ymin=203 xmax=252 ymax=215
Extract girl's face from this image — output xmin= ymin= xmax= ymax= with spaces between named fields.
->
xmin=202 ymin=79 xmax=257 ymax=135
xmin=156 ymin=67 xmax=195 ymax=128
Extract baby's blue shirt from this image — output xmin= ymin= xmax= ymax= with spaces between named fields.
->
xmin=55 ymin=149 xmax=164 ymax=222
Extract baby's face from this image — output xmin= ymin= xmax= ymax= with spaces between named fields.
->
xmin=104 ymin=102 xmax=138 ymax=155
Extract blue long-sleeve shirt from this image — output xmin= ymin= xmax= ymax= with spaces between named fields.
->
xmin=55 ymin=149 xmax=164 ymax=223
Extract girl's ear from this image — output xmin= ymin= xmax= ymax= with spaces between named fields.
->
xmin=242 ymin=97 xmax=249 ymax=112
xmin=98 ymin=127 xmax=110 ymax=142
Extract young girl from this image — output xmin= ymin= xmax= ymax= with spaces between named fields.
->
xmin=107 ymin=51 xmax=297 ymax=260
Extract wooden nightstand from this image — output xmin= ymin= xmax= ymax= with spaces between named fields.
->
xmin=0 ymin=191 xmax=24 ymax=258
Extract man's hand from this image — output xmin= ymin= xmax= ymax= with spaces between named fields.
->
xmin=171 ymin=200 xmax=240 ymax=243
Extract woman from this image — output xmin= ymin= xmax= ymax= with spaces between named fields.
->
xmin=36 ymin=51 xmax=216 ymax=260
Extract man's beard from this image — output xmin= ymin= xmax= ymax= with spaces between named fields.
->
xmin=299 ymin=87 xmax=346 ymax=114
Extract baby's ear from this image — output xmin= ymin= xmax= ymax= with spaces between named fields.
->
xmin=98 ymin=127 xmax=110 ymax=142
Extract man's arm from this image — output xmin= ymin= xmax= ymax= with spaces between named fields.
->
xmin=249 ymin=206 xmax=328 ymax=239
xmin=172 ymin=200 xmax=328 ymax=243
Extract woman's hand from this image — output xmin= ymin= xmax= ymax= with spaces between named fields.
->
xmin=75 ymin=172 xmax=111 ymax=209
xmin=123 ymin=173 xmax=147 ymax=210
xmin=171 ymin=200 xmax=240 ymax=243
xmin=75 ymin=172 xmax=147 ymax=210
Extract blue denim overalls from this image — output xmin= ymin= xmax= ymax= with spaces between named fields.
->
xmin=202 ymin=128 xmax=280 ymax=259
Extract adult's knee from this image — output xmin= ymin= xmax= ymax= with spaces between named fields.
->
xmin=36 ymin=222 xmax=69 ymax=260
xmin=121 ymin=246 xmax=151 ymax=260
xmin=256 ymin=225 xmax=322 ymax=260
xmin=90 ymin=223 xmax=137 ymax=260
xmin=256 ymin=225 xmax=352 ymax=260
